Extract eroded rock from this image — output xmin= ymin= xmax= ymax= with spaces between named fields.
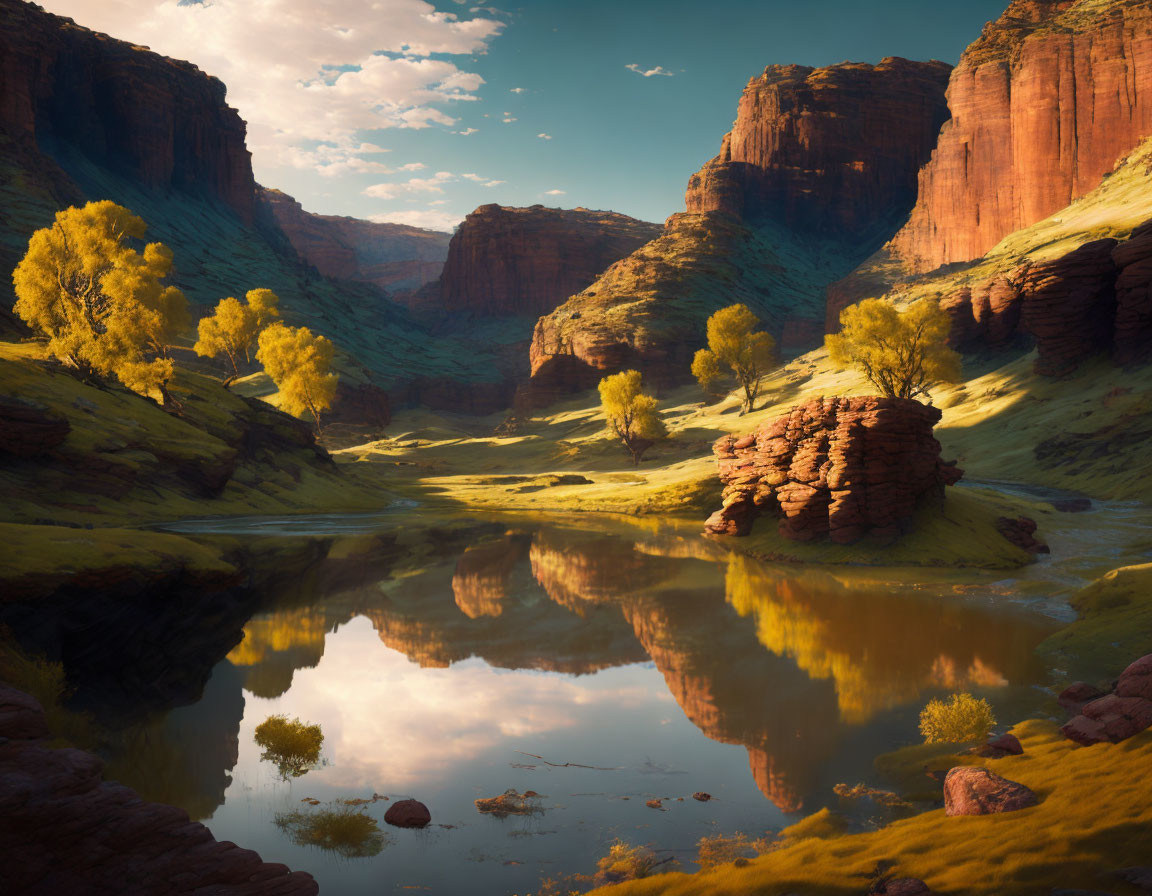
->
xmin=943 ymin=766 xmax=1037 ymax=816
xmin=384 ymin=798 xmax=431 ymax=828
xmin=1061 ymin=655 xmax=1152 ymax=745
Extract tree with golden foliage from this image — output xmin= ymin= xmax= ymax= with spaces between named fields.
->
xmin=598 ymin=369 xmax=667 ymax=466
xmin=826 ymin=299 xmax=961 ymax=400
xmin=12 ymin=200 xmax=189 ymax=400
xmin=692 ymin=304 xmax=777 ymax=414
xmin=256 ymin=322 xmax=339 ymax=434
xmin=194 ymin=288 xmax=280 ymax=376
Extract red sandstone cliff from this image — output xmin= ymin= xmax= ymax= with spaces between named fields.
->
xmin=258 ymin=188 xmax=450 ymax=295
xmin=0 ymin=0 xmax=255 ymax=222
xmin=890 ymin=0 xmax=1152 ymax=273
xmin=526 ymin=59 xmax=951 ymax=404
xmin=686 ymin=58 xmax=952 ymax=238
xmin=422 ymin=204 xmax=661 ymax=317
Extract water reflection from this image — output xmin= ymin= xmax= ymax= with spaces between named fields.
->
xmin=96 ymin=515 xmax=1059 ymax=893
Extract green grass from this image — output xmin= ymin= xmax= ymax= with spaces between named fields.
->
xmin=590 ymin=722 xmax=1152 ymax=896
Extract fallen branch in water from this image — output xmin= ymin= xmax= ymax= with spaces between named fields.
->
xmin=513 ymin=751 xmax=621 ymax=771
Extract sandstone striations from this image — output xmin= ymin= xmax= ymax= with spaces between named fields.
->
xmin=528 ymin=59 xmax=951 ymax=402
xmin=890 ymin=0 xmax=1152 ymax=273
xmin=1061 ymin=654 xmax=1152 ymax=745
xmin=0 ymin=0 xmax=254 ymax=221
xmin=421 ymin=204 xmax=661 ymax=317
xmin=0 ymin=685 xmax=318 ymax=894
xmin=705 ymin=397 xmax=962 ymax=543
xmin=258 ymin=188 xmax=450 ymax=296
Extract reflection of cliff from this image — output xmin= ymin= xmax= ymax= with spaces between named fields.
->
xmin=452 ymin=534 xmax=533 ymax=619
xmin=724 ymin=555 xmax=1045 ymax=724
xmin=226 ymin=607 xmax=331 ymax=698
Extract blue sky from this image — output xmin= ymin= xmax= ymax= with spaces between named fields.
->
xmin=45 ymin=0 xmax=1008 ymax=230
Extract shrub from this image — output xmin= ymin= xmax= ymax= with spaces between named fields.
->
xmin=274 ymin=804 xmax=387 ymax=858
xmin=594 ymin=840 xmax=675 ymax=885
xmin=919 ymin=693 xmax=996 ymax=744
xmin=254 ymin=714 xmax=324 ymax=779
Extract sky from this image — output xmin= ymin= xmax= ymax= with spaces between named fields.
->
xmin=39 ymin=0 xmax=1009 ymax=231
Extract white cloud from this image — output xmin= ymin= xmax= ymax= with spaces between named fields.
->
xmin=456 ymin=127 xmax=479 ymax=135
xmin=460 ymin=173 xmax=485 ymax=182
xmin=537 ymin=132 xmax=552 ymax=140
xmin=399 ymin=162 xmax=426 ymax=171
xmin=626 ymin=63 xmax=675 ymax=78
xmin=502 ymin=116 xmax=517 ymax=123
xmin=363 ymin=183 xmax=397 ymax=199
xmin=369 ymin=209 xmax=465 ymax=231
xmin=544 ymin=189 xmax=566 ymax=195
xmin=510 ymin=87 xmax=526 ymax=93
xmin=38 ymin=0 xmax=504 ymax=180
xmin=482 ymin=180 xmax=505 ymax=187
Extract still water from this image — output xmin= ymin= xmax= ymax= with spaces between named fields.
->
xmin=100 ymin=509 xmax=1085 ymax=895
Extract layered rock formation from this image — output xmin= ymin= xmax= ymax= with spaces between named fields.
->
xmin=420 ymin=204 xmax=660 ymax=317
xmin=1061 ymin=654 xmax=1152 ymax=745
xmin=258 ymin=188 xmax=451 ymax=295
xmin=705 ymin=397 xmax=962 ymax=543
xmin=890 ymin=0 xmax=1152 ymax=273
xmin=0 ymin=0 xmax=254 ymax=221
xmin=0 ymin=685 xmax=318 ymax=894
xmin=940 ymin=219 xmax=1152 ymax=372
xmin=528 ymin=58 xmax=951 ymax=402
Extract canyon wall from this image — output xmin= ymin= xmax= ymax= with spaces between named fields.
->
xmin=890 ymin=0 xmax=1152 ymax=273
xmin=527 ymin=58 xmax=952 ymax=404
xmin=258 ymin=188 xmax=451 ymax=295
xmin=422 ymin=204 xmax=661 ymax=317
xmin=0 ymin=0 xmax=255 ymax=221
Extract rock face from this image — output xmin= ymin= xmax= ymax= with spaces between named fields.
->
xmin=704 ymin=397 xmax=962 ymax=544
xmin=940 ymin=221 xmax=1152 ymax=373
xmin=0 ymin=0 xmax=255 ymax=221
xmin=890 ymin=0 xmax=1152 ymax=273
xmin=0 ymin=397 xmax=69 ymax=458
xmin=943 ymin=766 xmax=1037 ymax=816
xmin=422 ymin=204 xmax=660 ymax=317
xmin=258 ymin=188 xmax=451 ymax=295
xmin=1061 ymin=654 xmax=1152 ymax=745
xmin=527 ymin=58 xmax=951 ymax=403
xmin=685 ymin=58 xmax=952 ymax=238
xmin=0 ymin=685 xmax=318 ymax=894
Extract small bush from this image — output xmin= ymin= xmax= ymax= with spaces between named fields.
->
xmin=254 ymin=714 xmax=324 ymax=779
xmin=919 ymin=693 xmax=996 ymax=744
xmin=274 ymin=804 xmax=387 ymax=858
xmin=696 ymin=832 xmax=769 ymax=869
xmin=594 ymin=840 xmax=675 ymax=885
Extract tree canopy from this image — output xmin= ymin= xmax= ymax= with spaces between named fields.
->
xmin=12 ymin=200 xmax=189 ymax=399
xmin=194 ymin=288 xmax=280 ymax=375
xmin=598 ymin=369 xmax=667 ymax=466
xmin=256 ymin=322 xmax=339 ymax=433
xmin=826 ymin=298 xmax=961 ymax=400
xmin=692 ymin=304 xmax=776 ymax=414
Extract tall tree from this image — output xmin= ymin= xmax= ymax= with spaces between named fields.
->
xmin=598 ymin=369 xmax=667 ymax=466
xmin=12 ymin=200 xmax=188 ymax=400
xmin=256 ymin=322 xmax=339 ymax=435
xmin=194 ymin=288 xmax=280 ymax=376
xmin=826 ymin=298 xmax=961 ymax=400
xmin=692 ymin=304 xmax=776 ymax=414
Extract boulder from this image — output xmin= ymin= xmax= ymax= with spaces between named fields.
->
xmin=1062 ymin=694 xmax=1152 ymax=746
xmin=1058 ymin=681 xmax=1108 ymax=712
xmin=704 ymin=397 xmax=962 ymax=544
xmin=977 ymin=732 xmax=1024 ymax=758
xmin=1115 ymin=654 xmax=1152 ymax=701
xmin=995 ymin=517 xmax=1050 ymax=554
xmin=871 ymin=880 xmax=932 ymax=896
xmin=943 ymin=766 xmax=1037 ymax=816
xmin=384 ymin=798 xmax=431 ymax=828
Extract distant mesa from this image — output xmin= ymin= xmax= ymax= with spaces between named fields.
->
xmin=416 ymin=204 xmax=662 ymax=317
xmin=527 ymin=57 xmax=952 ymax=404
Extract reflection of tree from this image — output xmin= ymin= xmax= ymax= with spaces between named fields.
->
xmin=274 ymin=804 xmax=389 ymax=858
xmin=724 ymin=555 xmax=1046 ymax=724
xmin=254 ymin=715 xmax=324 ymax=780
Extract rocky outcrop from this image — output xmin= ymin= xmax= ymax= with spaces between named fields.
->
xmin=995 ymin=517 xmax=1051 ymax=554
xmin=940 ymin=221 xmax=1152 ymax=373
xmin=685 ymin=58 xmax=952 ymax=238
xmin=0 ymin=397 xmax=69 ymax=458
xmin=0 ymin=685 xmax=318 ymax=894
xmin=704 ymin=397 xmax=962 ymax=543
xmin=0 ymin=0 xmax=255 ymax=221
xmin=943 ymin=766 xmax=1037 ymax=816
xmin=527 ymin=59 xmax=951 ymax=403
xmin=326 ymin=380 xmax=391 ymax=430
xmin=421 ymin=204 xmax=660 ymax=317
xmin=890 ymin=0 xmax=1152 ymax=273
xmin=258 ymin=188 xmax=450 ymax=295
xmin=1061 ymin=654 xmax=1152 ymax=745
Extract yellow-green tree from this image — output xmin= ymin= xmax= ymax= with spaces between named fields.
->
xmin=12 ymin=200 xmax=189 ymax=399
xmin=919 ymin=693 xmax=996 ymax=745
xmin=194 ymin=288 xmax=280 ymax=376
xmin=826 ymin=298 xmax=961 ymax=400
xmin=598 ymin=369 xmax=667 ymax=466
xmin=256 ymin=322 xmax=339 ymax=434
xmin=692 ymin=304 xmax=777 ymax=414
